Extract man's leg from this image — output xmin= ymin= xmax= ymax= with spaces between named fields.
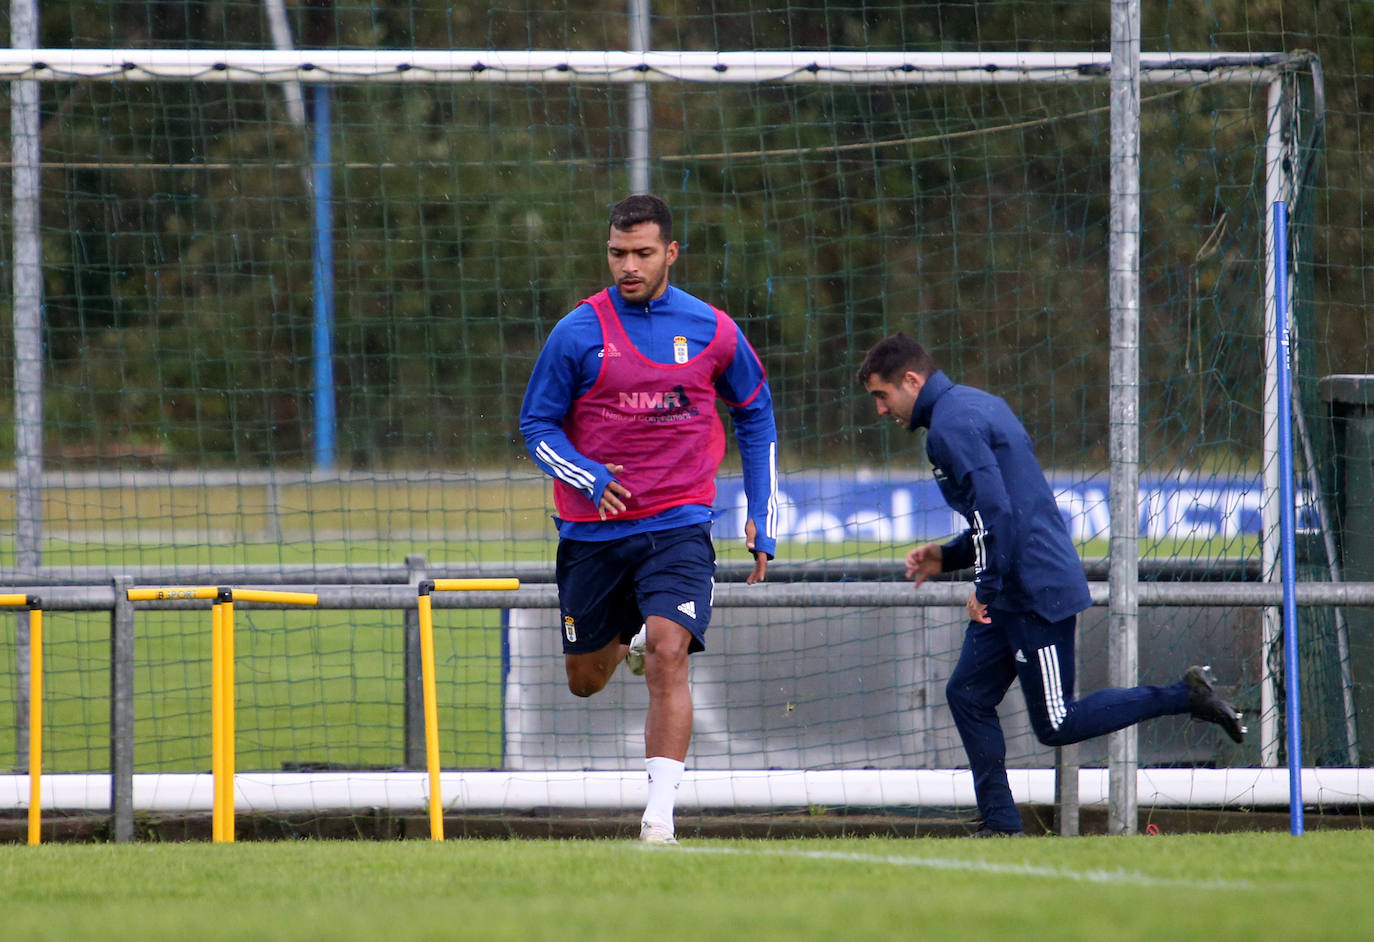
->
xmin=632 ymin=524 xmax=715 ymax=844
xmin=564 ymin=638 xmax=630 ymax=698
xmin=557 ymin=534 xmax=641 ymax=698
xmin=642 ymin=614 xmax=693 ymax=760
xmin=1009 ymin=613 xmax=1197 ymax=747
xmin=945 ymin=619 xmax=1021 ymax=833
xmin=639 ymin=614 xmax=693 ymax=842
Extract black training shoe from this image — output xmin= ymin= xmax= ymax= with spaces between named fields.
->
xmin=969 ymin=825 xmax=1025 ymax=838
xmin=1184 ymin=665 xmax=1246 ymax=744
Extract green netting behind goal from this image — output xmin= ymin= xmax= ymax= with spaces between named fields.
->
xmin=3 ymin=78 xmax=1310 ymax=533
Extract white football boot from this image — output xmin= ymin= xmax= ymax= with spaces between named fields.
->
xmin=625 ymin=624 xmax=648 ymax=676
xmin=639 ymin=820 xmax=678 ymax=845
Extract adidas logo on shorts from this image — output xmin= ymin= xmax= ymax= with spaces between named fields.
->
xmin=677 ymin=600 xmax=697 ymax=620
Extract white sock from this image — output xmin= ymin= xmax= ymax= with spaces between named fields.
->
xmin=643 ymin=756 xmax=685 ymax=829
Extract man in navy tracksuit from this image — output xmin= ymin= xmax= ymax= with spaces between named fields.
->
xmin=858 ymin=334 xmax=1245 ymax=837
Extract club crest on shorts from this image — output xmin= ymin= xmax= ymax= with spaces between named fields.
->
xmin=563 ymin=615 xmax=577 ymax=642
xmin=673 ymin=335 xmax=689 ymax=364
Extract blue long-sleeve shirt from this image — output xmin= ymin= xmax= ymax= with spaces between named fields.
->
xmin=520 ymin=284 xmax=779 ymax=558
xmin=909 ymin=370 xmax=1090 ymax=622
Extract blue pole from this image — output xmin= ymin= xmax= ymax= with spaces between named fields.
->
xmin=312 ymin=84 xmax=337 ymax=470
xmin=1274 ymin=200 xmax=1303 ymax=836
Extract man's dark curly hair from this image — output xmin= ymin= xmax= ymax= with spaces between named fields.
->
xmin=608 ymin=194 xmax=673 ymax=243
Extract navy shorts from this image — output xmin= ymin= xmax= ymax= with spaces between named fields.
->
xmin=555 ymin=523 xmax=716 ymax=655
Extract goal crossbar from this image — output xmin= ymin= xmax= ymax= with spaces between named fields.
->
xmin=0 ymin=48 xmax=1302 ymax=86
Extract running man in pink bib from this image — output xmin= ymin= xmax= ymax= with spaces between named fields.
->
xmin=520 ymin=195 xmax=779 ymax=844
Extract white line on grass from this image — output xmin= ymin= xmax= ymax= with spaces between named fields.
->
xmin=665 ymin=845 xmax=1251 ymax=890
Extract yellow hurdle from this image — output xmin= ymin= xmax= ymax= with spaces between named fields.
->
xmin=230 ymin=588 xmax=319 ymax=606
xmin=416 ymin=577 xmax=521 ymax=840
xmin=128 ymin=585 xmax=318 ymax=843
xmin=126 ymin=586 xmax=220 ymax=602
xmin=127 ymin=580 xmax=514 ymax=843
xmin=416 ymin=590 xmax=442 ymax=840
xmin=429 ymin=578 xmax=520 ymax=593
xmin=2 ymin=595 xmax=43 ymax=845
xmin=210 ymin=600 xmax=226 ymax=842
xmin=220 ymin=598 xmax=236 ymax=842
xmin=28 ymin=607 xmax=42 ymax=846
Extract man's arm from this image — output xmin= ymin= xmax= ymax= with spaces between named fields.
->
xmin=717 ymin=327 xmax=779 ymax=568
xmin=929 ymin=435 xmax=1015 ymax=610
xmin=939 ymin=530 xmax=976 ymax=572
xmin=518 ymin=315 xmax=619 ymax=508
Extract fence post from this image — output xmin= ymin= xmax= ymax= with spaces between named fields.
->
xmin=110 ymin=575 xmax=136 ymax=842
xmin=1054 ymin=640 xmax=1082 ymax=836
xmin=1054 ymin=744 xmax=1080 ymax=836
xmin=404 ymin=554 xmax=427 ymax=770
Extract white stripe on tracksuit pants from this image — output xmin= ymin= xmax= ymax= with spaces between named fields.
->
xmin=1036 ymin=644 xmax=1067 ymax=731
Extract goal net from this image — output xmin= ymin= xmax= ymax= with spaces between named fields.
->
xmin=2 ymin=42 xmax=1356 ymax=833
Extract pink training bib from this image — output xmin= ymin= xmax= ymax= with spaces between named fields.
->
xmin=553 ymin=289 xmax=737 ymax=522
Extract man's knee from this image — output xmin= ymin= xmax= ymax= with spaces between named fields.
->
xmin=566 ymin=673 xmax=607 ymax=698
xmin=643 ymin=644 xmax=689 ymax=685
xmin=642 ymin=624 xmax=691 ymax=685
xmin=565 ymin=657 xmax=614 ymax=698
xmin=1027 ymin=703 xmax=1079 ymax=746
xmin=1032 ymin=723 xmax=1072 ymax=748
xmin=945 ymin=677 xmax=980 ymax=716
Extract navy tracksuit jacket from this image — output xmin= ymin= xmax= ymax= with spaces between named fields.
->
xmin=910 ymin=371 xmax=1191 ymax=832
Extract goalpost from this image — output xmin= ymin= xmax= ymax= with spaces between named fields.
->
xmin=4 ymin=46 xmax=1349 ymax=834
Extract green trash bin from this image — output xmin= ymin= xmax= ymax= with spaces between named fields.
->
xmin=1321 ymin=374 xmax=1374 ymax=762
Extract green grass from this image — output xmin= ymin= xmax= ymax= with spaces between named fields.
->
xmin=3 ymin=606 xmax=506 ymax=773
xmin=2 ymin=831 xmax=1371 ymax=941
xmin=17 ymin=530 xmax=1255 ymax=571
xmin=24 ymin=537 xmax=556 ymax=570
xmin=4 ymin=539 xmax=525 ymax=774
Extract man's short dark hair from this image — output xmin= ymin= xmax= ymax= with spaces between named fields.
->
xmin=609 ymin=194 xmax=673 ymax=243
xmin=856 ymin=333 xmax=938 ymax=386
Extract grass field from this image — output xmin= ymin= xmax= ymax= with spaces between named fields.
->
xmin=20 ymin=532 xmax=1254 ymax=570
xmin=1 ymin=605 xmax=506 ymax=773
xmin=2 ymin=831 xmax=1371 ymax=941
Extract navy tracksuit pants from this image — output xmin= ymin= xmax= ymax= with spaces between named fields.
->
xmin=946 ymin=609 xmax=1192 ymax=832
